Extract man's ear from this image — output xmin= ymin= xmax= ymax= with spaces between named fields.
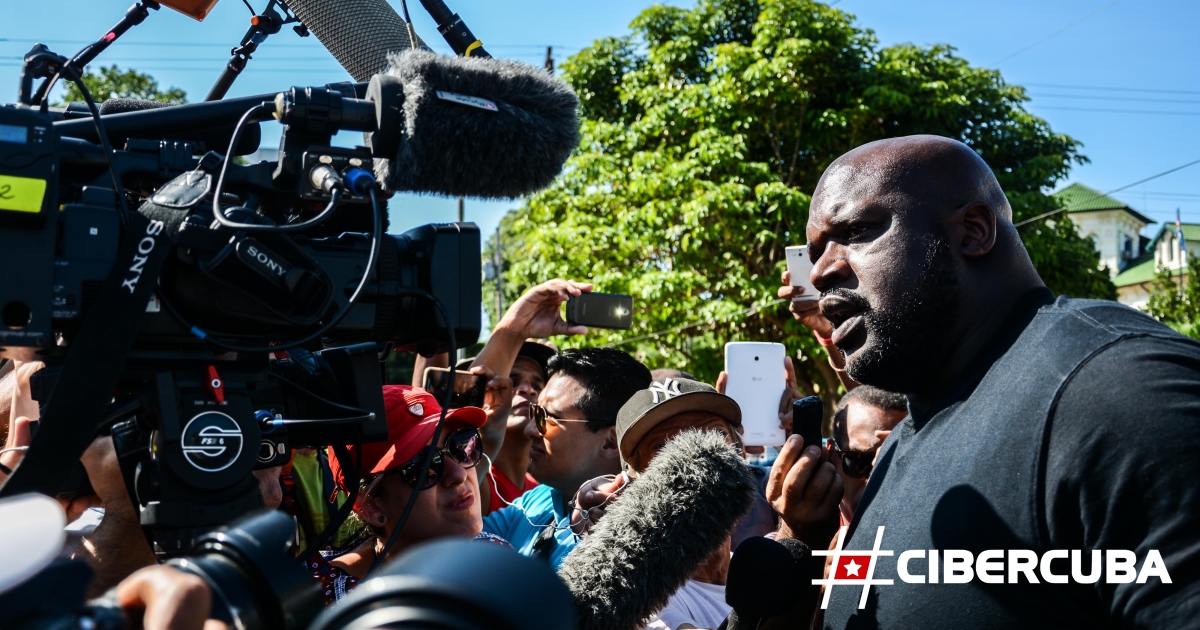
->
xmin=599 ymin=426 xmax=621 ymax=460
xmin=357 ymin=493 xmax=384 ymax=524
xmin=950 ymin=201 xmax=998 ymax=258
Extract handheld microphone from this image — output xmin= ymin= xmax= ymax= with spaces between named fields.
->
xmin=558 ymin=430 xmax=758 ymax=630
xmin=371 ymin=50 xmax=580 ymax=200
xmin=284 ymin=0 xmax=421 ymax=82
xmin=722 ymin=537 xmax=821 ymax=630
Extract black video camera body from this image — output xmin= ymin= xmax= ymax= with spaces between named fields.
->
xmin=0 ymin=81 xmax=480 ymax=554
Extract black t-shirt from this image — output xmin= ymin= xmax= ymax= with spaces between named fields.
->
xmin=824 ymin=290 xmax=1200 ymax=629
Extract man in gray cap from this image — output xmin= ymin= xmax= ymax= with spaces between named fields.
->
xmin=616 ymin=376 xmax=743 ymax=475
xmin=609 ymin=377 xmax=746 ymax=630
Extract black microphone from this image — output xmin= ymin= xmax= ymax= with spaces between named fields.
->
xmin=370 ymin=50 xmax=580 ymax=200
xmin=723 ymin=537 xmax=805 ymax=629
xmin=285 ymin=0 xmax=422 ymax=82
xmin=417 ymin=0 xmax=490 ymax=58
xmin=558 ymin=430 xmax=758 ymax=630
xmin=722 ymin=537 xmax=822 ymax=630
xmin=727 ymin=537 xmax=800 ymax=619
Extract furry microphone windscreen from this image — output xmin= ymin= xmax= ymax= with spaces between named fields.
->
xmin=373 ymin=50 xmax=580 ymax=200
xmin=558 ymin=430 xmax=758 ymax=630
xmin=97 ymin=98 xmax=172 ymax=115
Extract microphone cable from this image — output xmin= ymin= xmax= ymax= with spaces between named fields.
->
xmin=482 ymin=452 xmax=624 ymax=538
xmin=41 ymin=62 xmax=132 ymax=230
xmin=368 ymin=288 xmax=456 ymax=575
xmin=158 ymin=104 xmax=383 ymax=353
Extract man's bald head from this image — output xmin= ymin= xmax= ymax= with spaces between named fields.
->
xmin=805 ymin=135 xmax=1043 ymax=397
xmin=816 ymin=135 xmax=1012 ymax=225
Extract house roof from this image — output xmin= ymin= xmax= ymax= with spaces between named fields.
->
xmin=1113 ymin=254 xmax=1156 ymax=287
xmin=1052 ymin=183 xmax=1154 ymax=225
xmin=1150 ymin=222 xmax=1200 ymax=248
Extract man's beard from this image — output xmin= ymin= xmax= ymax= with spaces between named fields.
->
xmin=833 ymin=234 xmax=959 ymax=394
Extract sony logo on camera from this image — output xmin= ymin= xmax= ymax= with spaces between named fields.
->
xmin=244 ymin=243 xmax=288 ymax=278
xmin=121 ymin=219 xmax=165 ymax=294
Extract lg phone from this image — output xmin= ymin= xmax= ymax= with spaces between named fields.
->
xmin=423 ymin=368 xmax=488 ymax=409
xmin=724 ymin=342 xmax=787 ymax=446
xmin=565 ymin=292 xmax=634 ymax=330
xmin=784 ymin=246 xmax=819 ymax=302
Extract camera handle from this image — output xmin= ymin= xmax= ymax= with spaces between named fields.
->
xmin=205 ymin=0 xmax=307 ymax=102
xmin=0 ymin=211 xmax=172 ymax=499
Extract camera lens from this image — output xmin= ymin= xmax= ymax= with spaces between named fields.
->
xmin=754 ymin=356 xmax=759 ymax=361
xmin=167 ymin=511 xmax=322 ymax=630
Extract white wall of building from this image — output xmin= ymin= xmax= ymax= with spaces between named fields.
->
xmin=1072 ymin=210 xmax=1147 ymax=275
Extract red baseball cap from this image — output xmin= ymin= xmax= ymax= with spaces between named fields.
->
xmin=328 ymin=385 xmax=486 ymax=492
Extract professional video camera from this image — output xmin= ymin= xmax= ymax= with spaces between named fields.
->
xmin=0 ymin=503 xmax=572 ymax=630
xmin=0 ymin=0 xmax=578 ymax=558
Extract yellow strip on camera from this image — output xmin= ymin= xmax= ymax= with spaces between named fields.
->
xmin=0 ymin=174 xmax=47 ymax=214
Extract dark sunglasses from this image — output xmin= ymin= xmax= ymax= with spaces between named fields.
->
xmin=830 ymin=441 xmax=875 ymax=480
xmin=529 ymin=403 xmax=590 ymax=436
xmin=395 ymin=428 xmax=482 ymax=490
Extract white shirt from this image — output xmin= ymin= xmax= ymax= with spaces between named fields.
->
xmin=643 ymin=580 xmax=731 ymax=630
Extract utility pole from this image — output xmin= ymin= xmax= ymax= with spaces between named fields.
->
xmin=544 ymin=46 xmax=554 ymax=73
xmin=495 ymin=226 xmax=504 ymax=318
xmin=457 ymin=197 xmax=464 ymax=223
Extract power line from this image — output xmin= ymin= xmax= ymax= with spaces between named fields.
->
xmin=1030 ymin=105 xmax=1200 ymax=116
xmin=602 ymin=299 xmax=788 ymax=348
xmin=1023 ymin=82 xmax=1200 ymax=96
xmin=0 ymin=37 xmax=580 ymax=51
xmin=1032 ymin=93 xmax=1200 ymax=105
xmin=991 ymin=0 xmax=1125 ymax=65
xmin=1114 ymin=191 xmax=1200 ymax=199
xmin=1015 ymin=157 xmax=1200 ymax=228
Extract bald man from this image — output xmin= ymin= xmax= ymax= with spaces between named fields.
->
xmin=791 ymin=136 xmax=1200 ymax=628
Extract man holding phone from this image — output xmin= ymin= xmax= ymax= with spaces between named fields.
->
xmin=468 ymin=279 xmax=592 ymax=516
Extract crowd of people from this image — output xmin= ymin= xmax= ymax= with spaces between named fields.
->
xmin=2 ymin=134 xmax=1198 ymax=629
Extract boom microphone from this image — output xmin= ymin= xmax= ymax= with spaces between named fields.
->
xmin=285 ymin=0 xmax=423 ymax=82
xmin=558 ymin=430 xmax=757 ymax=630
xmin=371 ymin=50 xmax=580 ymax=199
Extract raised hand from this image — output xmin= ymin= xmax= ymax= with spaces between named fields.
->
xmin=767 ymin=435 xmax=843 ymax=550
xmin=778 ymin=270 xmax=833 ymax=338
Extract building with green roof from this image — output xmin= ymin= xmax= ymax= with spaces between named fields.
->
xmin=1108 ymin=219 xmax=1199 ymax=309
xmin=1052 ymin=183 xmax=1154 ymax=277
xmin=1051 ymin=183 xmax=1198 ymax=309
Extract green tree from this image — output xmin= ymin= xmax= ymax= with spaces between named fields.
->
xmin=1145 ymin=257 xmax=1200 ymax=339
xmin=488 ymin=0 xmax=1113 ymax=398
xmin=58 ymin=64 xmax=186 ymax=105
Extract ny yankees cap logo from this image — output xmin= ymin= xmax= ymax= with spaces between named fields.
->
xmin=649 ymin=378 xmax=683 ymax=403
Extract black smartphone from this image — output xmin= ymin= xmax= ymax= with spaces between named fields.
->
xmin=565 ymin=292 xmax=634 ymax=330
xmin=792 ymin=395 xmax=823 ymax=450
xmin=423 ymin=367 xmax=489 ymax=409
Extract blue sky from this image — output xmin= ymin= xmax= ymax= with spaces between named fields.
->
xmin=3 ymin=0 xmax=1197 ymax=240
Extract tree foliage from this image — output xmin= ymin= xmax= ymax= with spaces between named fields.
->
xmin=1145 ymin=257 xmax=1200 ymax=340
xmin=488 ymin=0 xmax=1113 ymax=396
xmin=58 ymin=64 xmax=186 ymax=105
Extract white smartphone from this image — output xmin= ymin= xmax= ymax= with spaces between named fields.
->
xmin=724 ymin=342 xmax=787 ymax=447
xmin=785 ymin=245 xmax=818 ymax=302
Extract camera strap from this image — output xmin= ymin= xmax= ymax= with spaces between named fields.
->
xmin=0 ymin=211 xmax=172 ymax=497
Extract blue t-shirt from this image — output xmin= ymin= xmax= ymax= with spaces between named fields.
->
xmin=482 ymin=484 xmax=578 ymax=569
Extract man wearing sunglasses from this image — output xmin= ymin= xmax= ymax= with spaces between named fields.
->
xmin=828 ymin=386 xmax=907 ymax=527
xmin=482 ymin=347 xmax=652 ymax=569
xmin=312 ymin=385 xmax=503 ymax=605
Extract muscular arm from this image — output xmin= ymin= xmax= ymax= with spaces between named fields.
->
xmin=1045 ymin=336 xmax=1200 ymax=627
